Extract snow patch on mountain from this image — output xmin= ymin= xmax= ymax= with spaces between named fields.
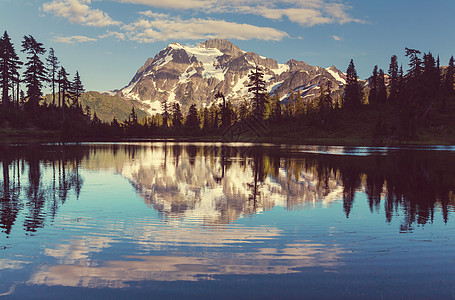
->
xmin=326 ymin=67 xmax=346 ymax=84
xmin=268 ymin=81 xmax=284 ymax=94
xmin=273 ymin=64 xmax=290 ymax=75
xmin=182 ymin=44 xmax=225 ymax=81
xmin=179 ymin=67 xmax=198 ymax=84
xmin=152 ymin=51 xmax=174 ymax=71
xmin=142 ymin=99 xmax=163 ymax=115
xmin=122 ymin=79 xmax=140 ymax=97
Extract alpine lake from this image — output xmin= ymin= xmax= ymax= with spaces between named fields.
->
xmin=1 ymin=142 xmax=455 ymax=299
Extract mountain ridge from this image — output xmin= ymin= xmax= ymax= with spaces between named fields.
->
xmin=115 ymin=39 xmax=347 ymax=115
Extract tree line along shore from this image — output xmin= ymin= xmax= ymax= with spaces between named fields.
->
xmin=1 ymin=31 xmax=455 ymax=144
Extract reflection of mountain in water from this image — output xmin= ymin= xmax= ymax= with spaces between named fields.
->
xmin=95 ymin=143 xmax=455 ymax=231
xmin=112 ymin=145 xmax=343 ymax=225
xmin=1 ymin=143 xmax=455 ymax=236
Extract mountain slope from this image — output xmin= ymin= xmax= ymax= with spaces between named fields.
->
xmin=80 ymin=92 xmax=148 ymax=122
xmin=117 ymin=39 xmax=347 ymax=115
xmin=44 ymin=92 xmax=148 ymax=123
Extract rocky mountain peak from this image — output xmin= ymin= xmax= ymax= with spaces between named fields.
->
xmin=118 ymin=40 xmax=347 ymax=116
xmin=199 ymin=39 xmax=243 ymax=57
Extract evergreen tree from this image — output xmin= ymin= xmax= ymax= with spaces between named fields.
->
xmin=295 ymin=90 xmax=305 ymax=116
xmin=21 ymin=35 xmax=47 ymax=111
xmin=58 ymin=67 xmax=70 ymax=108
xmin=388 ymin=55 xmax=399 ymax=102
xmin=209 ymin=105 xmax=219 ymax=128
xmin=422 ymin=52 xmax=439 ymax=98
xmin=111 ymin=117 xmax=121 ymax=134
xmin=215 ymin=91 xmax=231 ymax=127
xmin=405 ymin=48 xmax=423 ymax=101
xmin=247 ymin=65 xmax=267 ymax=119
xmin=130 ymin=107 xmax=138 ymax=125
xmin=377 ymin=69 xmax=387 ymax=103
xmin=46 ymin=47 xmax=59 ymax=106
xmin=405 ymin=48 xmax=422 ymax=80
xmin=238 ymin=99 xmax=250 ymax=121
xmin=161 ymin=98 xmax=169 ymax=127
xmin=343 ymin=59 xmax=362 ymax=109
xmin=369 ymin=65 xmax=378 ymax=105
xmin=271 ymin=94 xmax=281 ymax=120
xmin=397 ymin=64 xmax=404 ymax=101
xmin=202 ymin=107 xmax=210 ymax=129
xmin=185 ymin=104 xmax=199 ymax=129
xmin=316 ymin=81 xmax=333 ymax=114
xmin=445 ymin=56 xmax=454 ymax=96
xmin=172 ymin=102 xmax=183 ymax=127
xmin=0 ymin=31 xmax=22 ymax=108
xmin=71 ymin=71 xmax=84 ymax=108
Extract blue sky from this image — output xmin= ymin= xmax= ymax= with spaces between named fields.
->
xmin=0 ymin=0 xmax=453 ymax=92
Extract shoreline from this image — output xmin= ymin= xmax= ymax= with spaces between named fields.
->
xmin=1 ymin=128 xmax=454 ymax=147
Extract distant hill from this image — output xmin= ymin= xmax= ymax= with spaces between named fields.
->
xmin=44 ymin=91 xmax=147 ymax=123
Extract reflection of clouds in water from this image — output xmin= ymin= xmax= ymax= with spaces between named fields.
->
xmin=0 ymin=259 xmax=30 ymax=270
xmin=29 ymin=221 xmax=344 ymax=289
xmin=130 ymin=224 xmax=281 ymax=250
xmin=44 ymin=236 xmax=114 ymax=265
xmin=29 ymin=241 xmax=344 ymax=288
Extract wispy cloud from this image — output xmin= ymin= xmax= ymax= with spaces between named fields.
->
xmin=138 ymin=10 xmax=170 ymax=19
xmin=42 ymin=0 xmax=121 ymax=27
xmin=99 ymin=31 xmax=126 ymax=40
xmin=121 ymin=17 xmax=289 ymax=42
xmin=332 ymin=35 xmax=343 ymax=41
xmin=115 ymin=0 xmax=363 ymax=27
xmin=53 ymin=35 xmax=98 ymax=44
xmin=117 ymin=0 xmax=210 ymax=9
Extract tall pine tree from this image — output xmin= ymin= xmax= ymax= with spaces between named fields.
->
xmin=422 ymin=52 xmax=439 ymax=99
xmin=388 ymin=55 xmax=399 ymax=102
xmin=445 ymin=56 xmax=454 ymax=96
xmin=21 ymin=35 xmax=47 ymax=111
xmin=247 ymin=65 xmax=267 ymax=119
xmin=172 ymin=102 xmax=183 ymax=127
xmin=58 ymin=67 xmax=70 ymax=108
xmin=0 ymin=31 xmax=22 ymax=108
xmin=71 ymin=71 xmax=84 ymax=108
xmin=46 ymin=47 xmax=59 ymax=106
xmin=161 ymin=98 xmax=169 ymax=127
xmin=343 ymin=59 xmax=362 ymax=109
xmin=377 ymin=69 xmax=387 ymax=103
xmin=369 ymin=65 xmax=378 ymax=105
xmin=185 ymin=104 xmax=199 ymax=129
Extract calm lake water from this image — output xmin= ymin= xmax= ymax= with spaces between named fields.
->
xmin=1 ymin=142 xmax=455 ymax=299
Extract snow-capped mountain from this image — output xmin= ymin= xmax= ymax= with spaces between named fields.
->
xmin=117 ymin=39 xmax=347 ymax=115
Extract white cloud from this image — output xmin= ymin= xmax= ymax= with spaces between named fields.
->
xmin=42 ymin=0 xmax=121 ymax=27
xmin=332 ymin=35 xmax=342 ymax=41
xmin=99 ymin=31 xmax=126 ymax=40
xmin=115 ymin=0 xmax=363 ymax=27
xmin=117 ymin=0 xmax=211 ymax=9
xmin=42 ymin=0 xmax=362 ymax=44
xmin=53 ymin=35 xmax=98 ymax=44
xmin=138 ymin=10 xmax=170 ymax=19
xmin=122 ymin=17 xmax=289 ymax=42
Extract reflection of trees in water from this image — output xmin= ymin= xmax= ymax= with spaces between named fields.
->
xmin=2 ymin=143 xmax=454 ymax=235
xmin=123 ymin=144 xmax=455 ymax=230
xmin=309 ymin=151 xmax=455 ymax=230
xmin=0 ymin=144 xmax=87 ymax=236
